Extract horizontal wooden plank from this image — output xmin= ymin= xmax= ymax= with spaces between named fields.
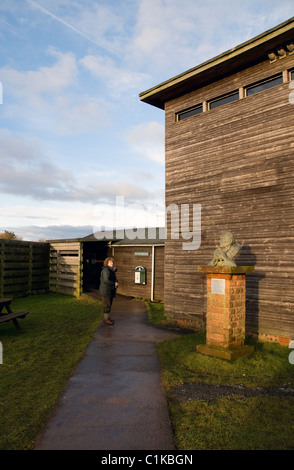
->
xmin=50 ymin=243 xmax=81 ymax=251
xmin=50 ymin=258 xmax=81 ymax=266
xmin=49 ymin=279 xmax=80 ymax=288
xmin=49 ymin=286 xmax=79 ymax=296
xmin=49 ymin=273 xmax=79 ymax=281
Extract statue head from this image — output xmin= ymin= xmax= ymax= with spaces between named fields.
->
xmin=219 ymin=231 xmax=235 ymax=252
xmin=208 ymin=231 xmax=241 ymax=267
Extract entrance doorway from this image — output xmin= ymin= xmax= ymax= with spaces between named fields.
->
xmin=82 ymin=242 xmax=109 ymax=292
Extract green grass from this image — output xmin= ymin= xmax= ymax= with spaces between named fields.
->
xmin=170 ymin=396 xmax=294 ymax=450
xmin=146 ymin=300 xmax=166 ymax=325
xmin=0 ymin=293 xmax=103 ymax=450
xmin=147 ymin=301 xmax=294 ymax=450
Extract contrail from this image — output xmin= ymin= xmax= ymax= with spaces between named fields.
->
xmin=27 ymin=0 xmax=119 ymax=56
xmin=0 ymin=16 xmax=21 ymax=33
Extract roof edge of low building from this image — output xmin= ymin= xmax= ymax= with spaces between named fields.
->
xmin=47 ymin=227 xmax=166 ymax=244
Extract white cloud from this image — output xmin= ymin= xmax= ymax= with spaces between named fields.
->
xmin=53 ymin=94 xmax=110 ymax=134
xmin=80 ymin=54 xmax=149 ymax=94
xmin=0 ymin=130 xmax=154 ymax=203
xmin=0 ymin=131 xmax=73 ymax=200
xmin=0 ymin=200 xmax=96 ymax=223
xmin=2 ymin=48 xmax=77 ymax=104
xmin=126 ymin=121 xmax=164 ymax=165
xmin=65 ymin=1 xmax=125 ymax=56
xmin=1 ymin=49 xmax=110 ymax=135
xmin=127 ymin=0 xmax=212 ymax=71
xmin=13 ymin=224 xmax=93 ymax=242
xmin=127 ymin=0 xmax=294 ymax=74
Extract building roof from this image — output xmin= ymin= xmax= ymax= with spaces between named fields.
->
xmin=48 ymin=227 xmax=165 ymax=245
xmin=86 ymin=227 xmax=165 ymax=245
xmin=139 ymin=17 xmax=294 ymax=109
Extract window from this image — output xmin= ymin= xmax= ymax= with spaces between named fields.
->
xmin=175 ymin=72 xmax=288 ymax=123
xmin=177 ymin=104 xmax=202 ymax=121
xmin=246 ymin=74 xmax=283 ymax=96
xmin=290 ymin=70 xmax=294 ymax=81
xmin=209 ymin=91 xmax=239 ymax=110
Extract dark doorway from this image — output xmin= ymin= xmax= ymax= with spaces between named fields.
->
xmin=82 ymin=242 xmax=109 ymax=292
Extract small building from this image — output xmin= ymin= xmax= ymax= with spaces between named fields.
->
xmin=140 ymin=18 xmax=294 ymax=342
xmin=48 ymin=228 xmax=165 ymax=301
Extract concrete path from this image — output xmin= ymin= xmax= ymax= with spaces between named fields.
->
xmin=35 ymin=294 xmax=186 ymax=450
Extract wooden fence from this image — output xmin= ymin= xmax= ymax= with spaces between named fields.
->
xmin=0 ymin=240 xmax=50 ymax=298
xmin=49 ymin=242 xmax=83 ymax=297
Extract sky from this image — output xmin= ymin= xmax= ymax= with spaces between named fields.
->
xmin=0 ymin=0 xmax=293 ymax=241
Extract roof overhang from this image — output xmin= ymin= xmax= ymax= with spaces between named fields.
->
xmin=139 ymin=17 xmax=294 ymax=109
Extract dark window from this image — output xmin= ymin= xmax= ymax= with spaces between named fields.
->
xmin=291 ymin=70 xmax=294 ymax=80
xmin=246 ymin=74 xmax=283 ymax=96
xmin=177 ymin=105 xmax=202 ymax=121
xmin=209 ymin=91 xmax=239 ymax=110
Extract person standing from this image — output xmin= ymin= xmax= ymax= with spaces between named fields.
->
xmin=99 ymin=257 xmax=119 ymax=325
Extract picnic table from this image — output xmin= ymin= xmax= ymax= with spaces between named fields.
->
xmin=0 ymin=298 xmax=29 ymax=330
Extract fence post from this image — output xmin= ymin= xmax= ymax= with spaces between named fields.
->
xmin=0 ymin=241 xmax=4 ymax=297
xmin=78 ymin=242 xmax=83 ymax=296
xmin=28 ymin=244 xmax=33 ymax=294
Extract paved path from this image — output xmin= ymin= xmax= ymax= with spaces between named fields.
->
xmin=35 ymin=295 xmax=186 ymax=450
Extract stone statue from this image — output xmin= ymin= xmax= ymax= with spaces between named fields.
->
xmin=208 ymin=231 xmax=241 ymax=267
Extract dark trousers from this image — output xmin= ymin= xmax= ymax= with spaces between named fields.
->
xmin=102 ymin=296 xmax=113 ymax=318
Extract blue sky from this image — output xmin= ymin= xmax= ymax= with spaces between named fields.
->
xmin=0 ymin=0 xmax=293 ymax=241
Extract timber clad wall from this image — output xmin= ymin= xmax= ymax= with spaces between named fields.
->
xmin=154 ymin=246 xmax=165 ymax=300
xmin=112 ymin=245 xmax=164 ymax=300
xmin=164 ymin=52 xmax=294 ymax=339
xmin=0 ymin=240 xmax=49 ymax=298
xmin=49 ymin=242 xmax=83 ymax=297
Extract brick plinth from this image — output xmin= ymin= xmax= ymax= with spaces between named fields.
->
xmin=206 ymin=273 xmax=246 ymax=348
xmin=197 ymin=266 xmax=255 ymax=360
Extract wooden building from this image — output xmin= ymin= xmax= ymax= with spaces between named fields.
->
xmin=49 ymin=228 xmax=165 ymax=301
xmin=140 ymin=18 xmax=294 ymax=342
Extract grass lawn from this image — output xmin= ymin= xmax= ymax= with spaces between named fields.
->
xmin=147 ymin=301 xmax=294 ymax=450
xmin=0 ymin=293 xmax=102 ymax=450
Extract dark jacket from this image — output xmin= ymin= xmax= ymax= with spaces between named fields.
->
xmin=99 ymin=266 xmax=117 ymax=298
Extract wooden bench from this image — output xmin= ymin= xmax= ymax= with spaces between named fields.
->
xmin=0 ymin=312 xmax=29 ymax=330
xmin=0 ymin=298 xmax=29 ymax=330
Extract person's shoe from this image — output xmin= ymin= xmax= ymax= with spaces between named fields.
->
xmin=104 ymin=318 xmax=114 ymax=325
